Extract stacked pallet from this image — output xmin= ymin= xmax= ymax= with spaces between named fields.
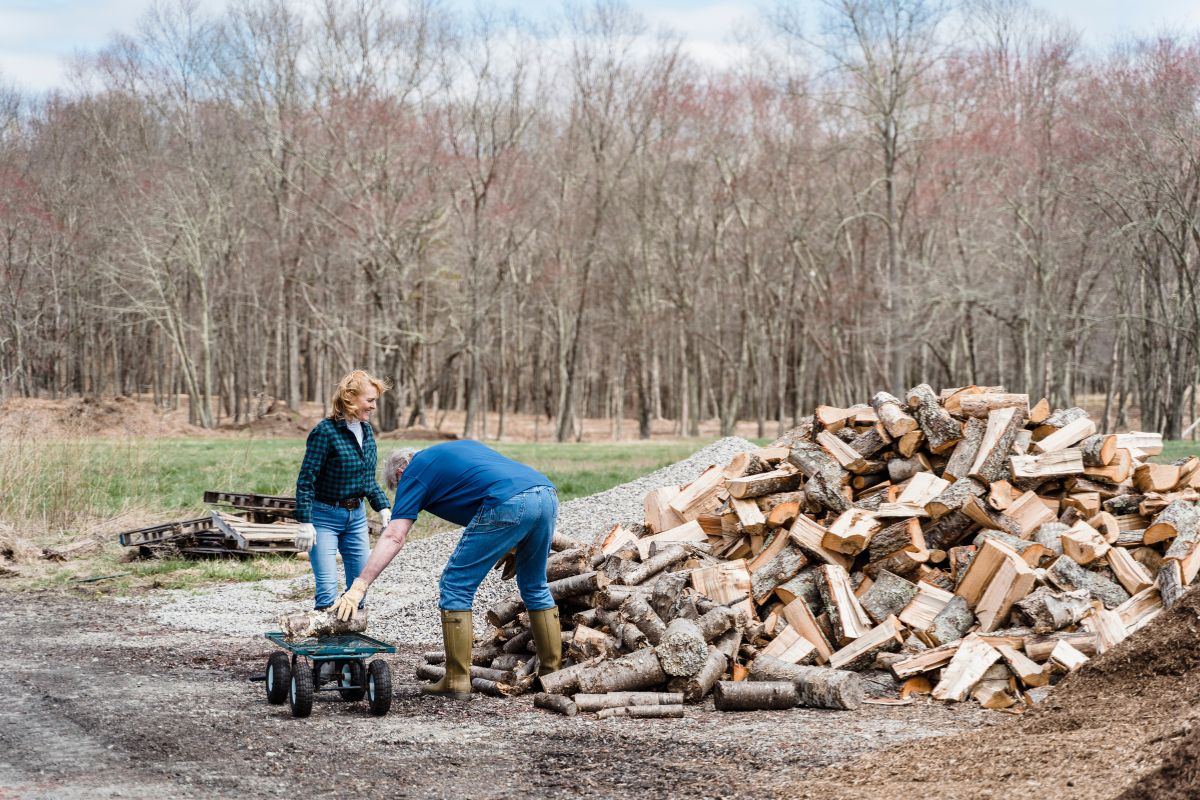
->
xmin=117 ymin=492 xmax=308 ymax=558
xmin=474 ymin=385 xmax=1197 ymax=715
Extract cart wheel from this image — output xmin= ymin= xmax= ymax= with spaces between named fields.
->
xmin=266 ymin=652 xmax=290 ymax=705
xmin=290 ymin=659 xmax=314 ymax=718
xmin=367 ymin=659 xmax=392 ymax=716
xmin=338 ymin=659 xmax=367 ymax=702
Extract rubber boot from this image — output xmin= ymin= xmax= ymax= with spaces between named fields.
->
xmin=528 ymin=607 xmax=562 ymax=677
xmin=423 ymin=610 xmax=473 ymax=700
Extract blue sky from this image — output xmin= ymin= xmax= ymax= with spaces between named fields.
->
xmin=3 ymin=0 xmax=1200 ymax=93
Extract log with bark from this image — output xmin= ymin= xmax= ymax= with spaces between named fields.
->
xmin=713 ymin=680 xmax=798 ymax=711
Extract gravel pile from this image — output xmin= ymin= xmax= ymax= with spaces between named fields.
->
xmin=141 ymin=437 xmax=757 ymax=645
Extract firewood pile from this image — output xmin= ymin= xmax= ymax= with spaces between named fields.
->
xmin=467 ymin=385 xmax=1198 ymax=717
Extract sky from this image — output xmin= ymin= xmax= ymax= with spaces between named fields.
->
xmin=2 ymin=0 xmax=1200 ymax=94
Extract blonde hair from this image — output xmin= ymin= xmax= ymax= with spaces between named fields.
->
xmin=329 ymin=370 xmax=389 ymax=421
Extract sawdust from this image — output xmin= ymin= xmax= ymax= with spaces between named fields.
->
xmin=784 ymin=587 xmax=1200 ymax=800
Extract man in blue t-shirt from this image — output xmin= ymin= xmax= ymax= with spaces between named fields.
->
xmin=332 ymin=440 xmax=562 ymax=700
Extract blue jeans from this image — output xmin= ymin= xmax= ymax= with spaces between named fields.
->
xmin=439 ymin=485 xmax=558 ymax=612
xmin=310 ymin=501 xmax=370 ymax=609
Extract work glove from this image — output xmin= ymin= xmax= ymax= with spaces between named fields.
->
xmin=493 ymin=548 xmax=517 ymax=581
xmin=379 ymin=508 xmax=391 ymax=526
xmin=295 ymin=523 xmax=316 ymax=552
xmin=333 ymin=578 xmax=369 ymax=622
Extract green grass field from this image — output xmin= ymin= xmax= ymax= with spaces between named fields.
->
xmin=0 ymin=436 xmax=720 ymax=592
xmin=3 ymin=433 xmax=1197 ymax=595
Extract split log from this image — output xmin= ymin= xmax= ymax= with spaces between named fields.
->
xmin=817 ymin=431 xmax=870 ymax=474
xmin=1032 ymin=522 xmax=1068 ymax=557
xmin=867 ymin=519 xmax=925 ymax=562
xmin=888 ymin=456 xmax=927 ymax=484
xmin=1061 ymin=522 xmax=1111 ymax=565
xmin=866 ymin=391 xmax=916 ymax=438
xmin=962 ymin=496 xmax=1024 ymax=539
xmin=576 ymin=649 xmax=667 ymax=694
xmin=1014 ymin=587 xmax=1093 ymax=632
xmin=1034 ymin=406 xmax=1088 ymax=439
xmin=788 ymin=440 xmax=840 ymax=477
xmin=596 ymin=705 xmax=684 ymax=719
xmin=619 ymin=595 xmax=667 ymax=645
xmin=828 ymin=615 xmax=905 ymax=671
xmin=1045 ymin=555 xmax=1130 ymax=608
xmin=898 ymin=580 xmax=955 ymax=632
xmin=850 ymin=424 xmax=892 ymax=458
xmin=925 ymin=477 xmax=987 ymax=519
xmin=858 ymin=570 xmax=919 ymax=625
xmin=669 ymin=647 xmax=727 ymax=703
xmin=552 ymin=533 xmax=580 ymax=551
xmin=974 ymin=554 xmax=1036 ymax=632
xmin=533 ymin=693 xmax=578 ymax=716
xmin=1079 ymin=434 xmax=1117 ymax=467
xmin=1134 ymin=464 xmax=1181 ymax=494
xmin=923 ymin=512 xmax=975 ymax=552
xmin=822 ymin=509 xmax=881 ymax=555
xmin=655 ymin=618 xmax=709 ymax=677
xmin=750 ymin=543 xmax=809 ymax=602
xmin=993 ymin=643 xmax=1047 ymax=688
xmin=906 ymin=383 xmax=963 ymax=453
xmin=748 ymin=654 xmax=863 ymax=709
xmin=713 ymin=680 xmax=798 ymax=711
xmin=931 ymin=635 xmax=1001 ymax=702
xmin=781 ymin=598 xmax=833 ymax=663
xmin=573 ymin=692 xmax=684 ymax=712
xmin=727 ymin=468 xmax=803 ymax=499
xmin=804 ymin=466 xmax=852 ymax=515
xmin=1032 ymin=416 xmax=1097 ymax=454
xmin=1024 ymin=632 xmax=1098 ymax=661
xmin=649 ymin=570 xmax=692 ymax=622
xmin=1048 ymin=640 xmax=1089 ymax=673
xmin=279 ymin=607 xmax=367 ymax=640
xmin=968 ymin=407 xmax=1027 ymax=484
xmin=1010 ymin=450 xmax=1085 ymax=480
xmin=1145 ymin=500 xmax=1199 ymax=545
xmin=957 ymin=392 xmax=1030 ymax=419
xmin=731 ymin=497 xmax=766 ymax=536
xmin=922 ymin=595 xmax=973 ymax=646
xmin=819 ymin=563 xmax=874 ymax=643
xmin=943 ymin=417 xmax=987 ymax=482
xmin=1159 ymin=559 xmax=1187 ymax=609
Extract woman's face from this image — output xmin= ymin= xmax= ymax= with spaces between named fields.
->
xmin=356 ymin=385 xmax=379 ymax=421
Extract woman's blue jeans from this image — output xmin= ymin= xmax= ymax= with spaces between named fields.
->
xmin=439 ymin=485 xmax=558 ymax=612
xmin=310 ymin=500 xmax=369 ymax=609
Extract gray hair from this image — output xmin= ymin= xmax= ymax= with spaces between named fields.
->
xmin=383 ymin=447 xmax=420 ymax=490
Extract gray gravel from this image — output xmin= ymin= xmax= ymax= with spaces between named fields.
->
xmin=140 ymin=437 xmax=756 ymax=645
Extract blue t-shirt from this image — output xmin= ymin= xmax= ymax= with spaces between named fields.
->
xmin=390 ymin=440 xmax=552 ymax=527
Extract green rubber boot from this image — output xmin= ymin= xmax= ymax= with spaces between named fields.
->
xmin=423 ymin=610 xmax=473 ymax=700
xmin=529 ymin=607 xmax=562 ymax=677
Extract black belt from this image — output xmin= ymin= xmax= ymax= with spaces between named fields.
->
xmin=317 ymin=496 xmax=361 ymax=510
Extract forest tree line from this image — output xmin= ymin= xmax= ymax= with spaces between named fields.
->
xmin=1 ymin=0 xmax=1199 ymax=439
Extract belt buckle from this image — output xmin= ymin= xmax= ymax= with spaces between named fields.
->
xmin=344 ymin=498 xmax=360 ymax=510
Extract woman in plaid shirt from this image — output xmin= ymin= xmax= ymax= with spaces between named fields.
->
xmin=294 ymin=370 xmax=392 ymax=612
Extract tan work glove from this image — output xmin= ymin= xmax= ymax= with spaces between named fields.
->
xmin=379 ymin=508 xmax=392 ymax=526
xmin=332 ymin=578 xmax=369 ymax=622
xmin=295 ymin=522 xmax=316 ymax=552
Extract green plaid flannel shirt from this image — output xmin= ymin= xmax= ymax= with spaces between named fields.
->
xmin=294 ymin=417 xmax=389 ymax=523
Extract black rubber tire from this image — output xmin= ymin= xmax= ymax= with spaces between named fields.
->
xmin=367 ymin=660 xmax=392 ymax=716
xmin=290 ymin=658 xmax=314 ymax=718
xmin=265 ymin=652 xmax=290 ymax=705
xmin=338 ymin=659 xmax=367 ymax=702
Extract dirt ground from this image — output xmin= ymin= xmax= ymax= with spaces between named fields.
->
xmin=0 ymin=591 xmax=998 ymax=800
xmin=0 ymin=395 xmax=783 ymax=442
xmin=3 ymin=590 xmax=1199 ymax=800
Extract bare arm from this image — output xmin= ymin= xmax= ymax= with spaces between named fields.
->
xmin=357 ymin=517 xmax=414 ymax=586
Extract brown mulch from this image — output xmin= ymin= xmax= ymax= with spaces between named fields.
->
xmin=783 ymin=588 xmax=1200 ymax=800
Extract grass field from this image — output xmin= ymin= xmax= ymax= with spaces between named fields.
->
xmin=3 ymin=433 xmax=1198 ymax=595
xmin=0 ymin=436 xmax=720 ymax=593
